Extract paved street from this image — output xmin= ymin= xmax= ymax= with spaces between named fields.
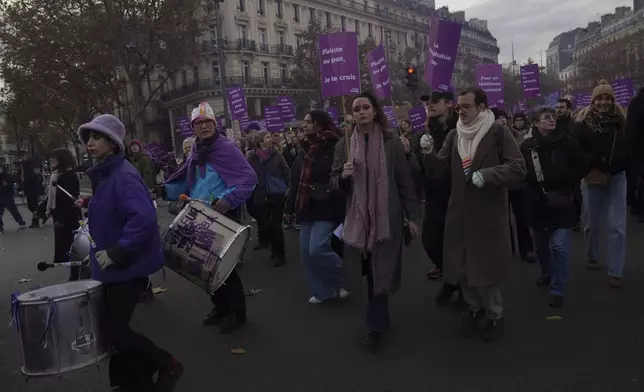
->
xmin=1 ymin=201 xmax=643 ymax=392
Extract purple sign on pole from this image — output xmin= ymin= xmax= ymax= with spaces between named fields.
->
xmin=239 ymin=113 xmax=250 ymax=131
xmin=264 ymin=106 xmax=284 ymax=133
xmin=612 ymin=78 xmax=634 ymax=107
xmin=544 ymin=92 xmax=560 ymax=108
xmin=575 ymin=92 xmax=592 ymax=108
xmin=408 ymin=107 xmax=427 ymax=134
xmin=517 ymin=100 xmax=526 ymax=112
xmin=227 ymin=85 xmax=248 ymax=120
xmin=476 ymin=64 xmax=504 ymax=109
xmin=177 ymin=116 xmax=193 ymax=137
xmin=366 ymin=43 xmax=392 ymax=100
xmin=424 ymin=17 xmax=462 ymax=92
xmin=258 ymin=119 xmax=267 ymax=131
xmin=326 ymin=107 xmax=339 ymax=127
xmin=319 ymin=32 xmax=360 ymax=98
xmin=276 ymin=96 xmax=296 ymax=122
xmin=383 ymin=106 xmax=398 ymax=127
xmin=520 ymin=64 xmax=541 ymax=99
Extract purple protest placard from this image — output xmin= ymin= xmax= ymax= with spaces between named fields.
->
xmin=326 ymin=107 xmax=339 ymax=127
xmin=264 ymin=106 xmax=284 ymax=133
xmin=574 ymin=92 xmax=592 ymax=108
xmin=177 ymin=116 xmax=193 ymax=137
xmin=520 ymin=64 xmax=541 ymax=99
xmin=319 ymin=32 xmax=360 ymax=98
xmin=227 ymin=85 xmax=248 ymax=120
xmin=612 ymin=78 xmax=634 ymax=107
xmin=383 ymin=106 xmax=398 ymax=127
xmin=276 ymin=96 xmax=296 ymax=122
xmin=408 ymin=107 xmax=427 ymax=134
xmin=518 ymin=100 xmax=526 ymax=112
xmin=239 ymin=113 xmax=250 ymax=131
xmin=425 ymin=16 xmax=462 ymax=92
xmin=366 ymin=43 xmax=391 ymax=100
xmin=476 ymin=64 xmax=504 ymax=109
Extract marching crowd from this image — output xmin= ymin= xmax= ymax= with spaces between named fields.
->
xmin=1 ymin=78 xmax=641 ymax=391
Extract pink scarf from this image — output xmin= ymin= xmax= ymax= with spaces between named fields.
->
xmin=342 ymin=124 xmax=390 ymax=251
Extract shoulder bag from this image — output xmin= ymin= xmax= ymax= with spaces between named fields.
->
xmin=530 ymin=148 xmax=572 ymax=209
xmin=585 ymin=131 xmax=616 ymax=185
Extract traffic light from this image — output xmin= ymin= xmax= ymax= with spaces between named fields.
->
xmin=405 ymin=66 xmax=418 ymax=91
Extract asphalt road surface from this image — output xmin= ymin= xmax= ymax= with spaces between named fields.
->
xmin=1 ymin=201 xmax=643 ymax=392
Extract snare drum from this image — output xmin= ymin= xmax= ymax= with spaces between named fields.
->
xmin=163 ymin=200 xmax=250 ymax=293
xmin=69 ymin=219 xmax=91 ymax=262
xmin=12 ymin=280 xmax=109 ymax=377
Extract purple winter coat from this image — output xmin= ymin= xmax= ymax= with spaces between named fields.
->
xmin=86 ymin=154 xmax=164 ymax=284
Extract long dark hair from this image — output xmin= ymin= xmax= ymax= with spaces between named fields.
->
xmin=306 ymin=110 xmax=336 ymax=132
xmin=51 ymin=148 xmax=75 ymax=171
xmin=353 ymin=91 xmax=388 ymax=131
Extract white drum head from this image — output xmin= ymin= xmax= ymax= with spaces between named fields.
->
xmin=18 ymin=281 xmax=102 ymax=303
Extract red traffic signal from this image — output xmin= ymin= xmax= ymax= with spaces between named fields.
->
xmin=407 ymin=67 xmax=416 ymax=74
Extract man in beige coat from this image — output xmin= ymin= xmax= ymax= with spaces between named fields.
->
xmin=421 ymin=87 xmax=526 ymax=342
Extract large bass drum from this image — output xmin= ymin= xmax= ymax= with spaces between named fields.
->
xmin=11 ymin=280 xmax=109 ymax=377
xmin=162 ymin=200 xmax=250 ymax=293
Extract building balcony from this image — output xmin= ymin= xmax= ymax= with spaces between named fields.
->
xmin=160 ymin=78 xmax=222 ymax=101
xmin=258 ymin=43 xmax=270 ymax=53
xmin=227 ymin=76 xmax=295 ymax=88
xmin=236 ymin=39 xmax=257 ymax=51
xmin=201 ymin=39 xmax=228 ymax=54
xmin=159 ymin=76 xmax=298 ymax=102
xmin=273 ymin=44 xmax=294 ymax=56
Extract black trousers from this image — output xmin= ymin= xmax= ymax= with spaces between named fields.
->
xmin=362 ymin=254 xmax=389 ymax=331
xmin=508 ymin=189 xmax=534 ymax=255
xmin=627 ymin=161 xmax=644 ymax=215
xmin=255 ymin=200 xmax=286 ymax=256
xmin=422 ymin=217 xmax=445 ymax=270
xmin=209 ymin=269 xmax=246 ymax=317
xmin=105 ymin=278 xmax=174 ymax=391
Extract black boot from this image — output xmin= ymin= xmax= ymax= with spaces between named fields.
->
xmin=203 ymin=307 xmax=228 ymax=326
xmin=273 ymin=253 xmax=286 ymax=267
xmin=220 ymin=311 xmax=247 ymax=334
xmin=435 ymin=283 xmax=457 ymax=306
xmin=460 ymin=309 xmax=486 ymax=337
xmin=481 ymin=318 xmax=504 ymax=342
xmin=363 ymin=330 xmax=385 ymax=353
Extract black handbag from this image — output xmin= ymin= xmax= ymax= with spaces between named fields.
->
xmin=309 ymin=183 xmax=332 ymax=201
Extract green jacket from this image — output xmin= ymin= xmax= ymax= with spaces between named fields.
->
xmin=129 ymin=152 xmax=156 ymax=188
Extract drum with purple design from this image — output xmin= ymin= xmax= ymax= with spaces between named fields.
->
xmin=162 ymin=201 xmax=250 ymax=293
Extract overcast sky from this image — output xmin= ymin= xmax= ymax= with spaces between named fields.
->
xmin=436 ymin=0 xmax=633 ymax=65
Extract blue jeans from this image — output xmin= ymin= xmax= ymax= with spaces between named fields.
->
xmin=532 ymin=228 xmax=571 ymax=296
xmin=300 ymin=221 xmax=344 ymax=300
xmin=582 ymin=171 xmax=627 ymax=278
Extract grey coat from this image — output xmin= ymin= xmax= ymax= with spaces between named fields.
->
xmin=331 ymin=130 xmax=421 ymax=295
xmin=424 ymin=123 xmax=526 ymax=287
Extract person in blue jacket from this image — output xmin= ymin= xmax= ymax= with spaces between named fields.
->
xmin=160 ymin=102 xmax=258 ymax=334
xmin=78 ymin=114 xmax=183 ymax=392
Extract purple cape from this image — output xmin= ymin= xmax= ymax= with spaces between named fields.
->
xmin=165 ymin=135 xmax=257 ymax=208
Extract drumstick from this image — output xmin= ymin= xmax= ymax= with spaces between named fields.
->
xmin=56 ymin=185 xmax=76 ymax=201
xmin=37 ymin=260 xmax=88 ymax=271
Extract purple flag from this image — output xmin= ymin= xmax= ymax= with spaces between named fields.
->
xmin=383 ymin=106 xmax=398 ymax=127
xmin=227 ymin=85 xmax=248 ymax=120
xmin=319 ymin=32 xmax=360 ymax=98
xmin=366 ymin=44 xmax=392 ymax=100
xmin=612 ymin=78 xmax=634 ymax=107
xmin=424 ymin=17 xmax=461 ymax=92
xmin=520 ymin=64 xmax=541 ymax=99
xmin=264 ymin=105 xmax=284 ymax=133
xmin=326 ymin=107 xmax=339 ymax=127
xmin=476 ymin=64 xmax=505 ymax=109
xmin=408 ymin=107 xmax=427 ymax=134
xmin=177 ymin=116 xmax=193 ymax=137
xmin=276 ymin=96 xmax=296 ymax=122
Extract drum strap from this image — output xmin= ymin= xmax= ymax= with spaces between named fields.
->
xmin=9 ymin=292 xmax=21 ymax=332
xmin=40 ymin=298 xmax=57 ymax=348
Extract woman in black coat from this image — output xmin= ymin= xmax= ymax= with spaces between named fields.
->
xmin=47 ymin=149 xmax=82 ymax=280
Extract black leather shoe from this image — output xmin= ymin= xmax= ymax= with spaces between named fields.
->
xmin=548 ymin=294 xmax=563 ymax=308
xmin=203 ymin=308 xmax=227 ymax=326
xmin=220 ymin=313 xmax=247 ymax=334
xmin=481 ymin=318 xmax=504 ymax=342
xmin=364 ymin=330 xmax=385 ymax=353
xmin=461 ymin=309 xmax=485 ymax=337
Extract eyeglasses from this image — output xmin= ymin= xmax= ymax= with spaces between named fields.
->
xmin=193 ymin=119 xmax=213 ymax=127
xmin=539 ymin=114 xmax=555 ymax=121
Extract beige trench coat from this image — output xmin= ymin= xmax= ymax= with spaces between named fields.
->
xmin=424 ymin=123 xmax=526 ymax=287
xmin=331 ymin=131 xmax=421 ymax=295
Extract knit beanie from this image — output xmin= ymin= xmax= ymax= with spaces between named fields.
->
xmin=78 ymin=114 xmax=126 ymax=153
xmin=191 ymin=102 xmax=216 ymax=125
xmin=129 ymin=139 xmax=141 ymax=148
xmin=591 ymin=80 xmax=615 ymax=103
xmin=246 ymin=122 xmax=261 ymax=132
xmin=491 ymin=107 xmax=506 ymax=119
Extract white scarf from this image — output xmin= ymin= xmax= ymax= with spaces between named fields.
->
xmin=456 ymin=109 xmax=496 ymax=163
xmin=46 ymin=171 xmax=59 ymax=213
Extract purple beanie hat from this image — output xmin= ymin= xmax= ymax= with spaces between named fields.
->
xmin=78 ymin=114 xmax=126 ymax=153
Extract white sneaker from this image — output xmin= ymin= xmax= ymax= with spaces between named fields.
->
xmin=339 ymin=288 xmax=351 ymax=299
xmin=308 ymin=296 xmax=324 ymax=304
